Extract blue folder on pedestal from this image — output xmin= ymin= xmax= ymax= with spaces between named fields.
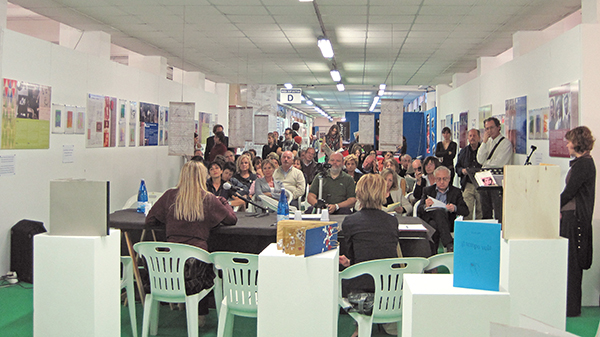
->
xmin=453 ymin=220 xmax=501 ymax=291
xmin=304 ymin=223 xmax=338 ymax=257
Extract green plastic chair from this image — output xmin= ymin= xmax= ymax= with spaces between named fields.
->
xmin=339 ymin=257 xmax=429 ymax=337
xmin=425 ymin=252 xmax=454 ymax=274
xmin=121 ymin=256 xmax=138 ymax=337
xmin=212 ymin=252 xmax=259 ymax=337
xmin=134 ymin=242 xmax=214 ymax=337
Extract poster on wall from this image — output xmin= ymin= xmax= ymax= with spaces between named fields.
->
xmin=549 ymin=81 xmax=579 ymax=157
xmin=229 ymin=107 xmax=253 ymax=148
xmin=52 ymin=103 xmax=65 ymax=134
xmin=64 ymin=105 xmax=75 ymax=134
xmin=159 ymin=106 xmax=168 ymax=146
xmin=140 ymin=102 xmax=159 ymax=146
xmin=425 ymin=109 xmax=437 ymax=155
xmin=118 ymin=99 xmax=127 ymax=147
xmin=86 ymin=94 xmax=116 ymax=148
xmin=359 ymin=113 xmax=375 ymax=146
xmin=528 ymin=107 xmax=549 ymax=140
xmin=459 ymin=111 xmax=468 ymax=148
xmin=1 ymin=79 xmax=51 ymax=149
xmin=75 ymin=106 xmax=85 ymax=135
xmin=479 ymin=105 xmax=492 ymax=132
xmin=441 ymin=119 xmax=446 ymax=130
xmin=379 ymin=99 xmax=404 ymax=151
xmin=492 ymin=114 xmax=506 ymax=137
xmin=168 ymin=102 xmax=195 ymax=156
xmin=128 ymin=101 xmax=137 ymax=147
xmin=505 ymin=96 xmax=527 ymax=154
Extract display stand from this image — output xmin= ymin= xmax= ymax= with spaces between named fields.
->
xmin=257 ymin=243 xmax=338 ymax=337
xmin=33 ymin=229 xmax=120 ymax=337
xmin=500 ymin=238 xmax=568 ymax=329
xmin=402 ymin=274 xmax=510 ymax=337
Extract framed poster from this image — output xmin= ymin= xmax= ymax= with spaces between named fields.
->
xmin=549 ymin=81 xmax=579 ymax=157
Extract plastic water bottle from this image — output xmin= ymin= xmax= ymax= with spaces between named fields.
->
xmin=277 ymin=188 xmax=289 ymax=223
xmin=137 ymin=179 xmax=148 ymax=213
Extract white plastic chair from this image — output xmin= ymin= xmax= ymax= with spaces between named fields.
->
xmin=425 ymin=252 xmax=454 ymax=274
xmin=339 ymin=257 xmax=429 ymax=337
xmin=134 ymin=242 xmax=214 ymax=337
xmin=258 ymin=189 xmax=297 ymax=213
xmin=121 ymin=256 xmax=138 ymax=337
xmin=212 ymin=252 xmax=259 ymax=337
xmin=413 ymin=199 xmax=421 ymax=217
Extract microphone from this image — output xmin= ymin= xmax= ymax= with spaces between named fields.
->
xmin=531 ymin=145 xmax=537 ymax=151
xmin=223 ymin=182 xmax=243 ymax=192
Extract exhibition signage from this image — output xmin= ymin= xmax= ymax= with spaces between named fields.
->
xmin=280 ymin=88 xmax=302 ymax=104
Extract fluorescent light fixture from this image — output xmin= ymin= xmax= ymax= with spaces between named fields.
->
xmin=378 ymin=83 xmax=386 ymax=96
xmin=379 ymin=84 xmax=386 ymax=90
xmin=299 ymin=0 xmax=313 ymax=2
xmin=341 ymin=117 xmax=346 ymax=122
xmin=330 ymin=69 xmax=341 ymax=82
xmin=317 ymin=37 xmax=334 ymax=58
xmin=306 ymin=100 xmax=313 ymax=105
xmin=336 ymin=83 xmax=345 ymax=92
xmin=369 ymin=96 xmax=380 ymax=112
xmin=284 ymin=83 xmax=293 ymax=89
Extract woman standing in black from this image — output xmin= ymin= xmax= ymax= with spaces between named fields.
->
xmin=435 ymin=127 xmax=457 ymax=184
xmin=560 ymin=126 xmax=596 ymax=317
xmin=262 ymin=132 xmax=280 ymax=159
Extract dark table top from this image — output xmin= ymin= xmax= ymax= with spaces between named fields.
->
xmin=109 ymin=209 xmax=433 ymax=238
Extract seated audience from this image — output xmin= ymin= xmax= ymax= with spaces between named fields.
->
xmin=382 ymin=158 xmax=407 ymax=195
xmin=301 ymin=147 xmax=318 ymax=185
xmin=206 ymin=161 xmax=245 ymax=208
xmin=251 ymin=158 xmax=284 ymax=208
xmin=413 ymin=156 xmax=441 ymax=200
xmin=233 ymin=154 xmax=257 ymax=190
xmin=221 ymin=161 xmax=249 ymax=196
xmin=224 ymin=150 xmax=236 ymax=163
xmin=262 ymin=132 xmax=281 ymax=159
xmin=399 ymin=154 xmax=414 ymax=177
xmin=361 ymin=153 xmax=379 ymax=174
xmin=293 ymin=156 xmax=302 ymax=170
xmin=307 ymin=152 xmax=356 ymax=214
xmin=207 ymin=131 xmax=227 ymax=162
xmin=344 ymin=154 xmax=363 ymax=183
xmin=253 ymin=156 xmax=263 ymax=178
xmin=417 ymin=166 xmax=469 ymax=254
xmin=146 ymin=160 xmax=237 ymax=323
xmin=281 ymin=128 xmax=299 ymax=155
xmin=273 ymin=150 xmax=306 ymax=207
xmin=266 ymin=152 xmax=280 ymax=167
xmin=381 ymin=168 xmax=412 ymax=215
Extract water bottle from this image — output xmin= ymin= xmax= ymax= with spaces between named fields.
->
xmin=277 ymin=188 xmax=289 ymax=223
xmin=137 ymin=179 xmax=148 ymax=213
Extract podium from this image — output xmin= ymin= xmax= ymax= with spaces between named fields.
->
xmin=33 ymin=229 xmax=120 ymax=337
xmin=257 ymin=243 xmax=338 ymax=337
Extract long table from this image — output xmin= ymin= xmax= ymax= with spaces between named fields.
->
xmin=109 ymin=209 xmax=435 ymax=302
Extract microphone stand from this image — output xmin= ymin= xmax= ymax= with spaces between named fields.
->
xmin=524 ymin=146 xmax=537 ymax=166
xmin=232 ymin=191 xmax=271 ymax=218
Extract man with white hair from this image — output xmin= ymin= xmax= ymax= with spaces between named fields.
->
xmin=399 ymin=154 xmax=414 ymax=177
xmin=307 ymin=152 xmax=356 ymax=214
xmin=417 ymin=166 xmax=469 ymax=253
xmin=273 ymin=150 xmax=305 ymax=207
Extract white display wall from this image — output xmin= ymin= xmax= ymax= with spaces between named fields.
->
xmin=0 ymin=29 xmax=223 ymax=274
xmin=438 ymin=22 xmax=600 ymax=306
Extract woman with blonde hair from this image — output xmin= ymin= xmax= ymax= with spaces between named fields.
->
xmin=233 ymin=153 xmax=257 ymax=189
xmin=344 ymin=154 xmax=363 ymax=183
xmin=380 ymin=168 xmax=412 ymax=215
xmin=146 ymin=160 xmax=237 ymax=323
xmin=382 ymin=158 xmax=407 ymax=195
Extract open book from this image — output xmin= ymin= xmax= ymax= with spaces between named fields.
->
xmin=322 ymin=142 xmax=344 ymax=157
xmin=474 ymin=170 xmax=499 ymax=187
xmin=383 ymin=201 xmax=403 ymax=213
xmin=425 ymin=197 xmax=447 ymax=212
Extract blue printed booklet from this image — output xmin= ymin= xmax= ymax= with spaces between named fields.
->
xmin=453 ymin=220 xmax=501 ymax=291
xmin=304 ymin=223 xmax=338 ymax=257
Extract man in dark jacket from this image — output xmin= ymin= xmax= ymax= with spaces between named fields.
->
xmin=418 ymin=166 xmax=469 ymax=254
xmin=205 ymin=124 xmax=229 ymax=160
xmin=455 ymin=129 xmax=483 ymax=220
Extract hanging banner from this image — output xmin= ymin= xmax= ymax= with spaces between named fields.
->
xmin=379 ymin=99 xmax=404 ymax=151
xmin=168 ymin=102 xmax=195 ymax=156
xmin=358 ymin=113 xmax=375 ymax=146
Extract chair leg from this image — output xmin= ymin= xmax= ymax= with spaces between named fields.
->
xmin=150 ymin=299 xmax=160 ymax=335
xmin=217 ymin=298 xmax=235 ymax=337
xmin=185 ymin=295 xmax=200 ymax=337
xmin=141 ymin=295 xmax=154 ymax=337
xmin=126 ymin=280 xmax=138 ymax=337
xmin=351 ymin=313 xmax=374 ymax=337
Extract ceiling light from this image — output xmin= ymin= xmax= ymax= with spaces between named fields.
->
xmin=317 ymin=36 xmax=334 ymax=59
xmin=306 ymin=100 xmax=313 ymax=105
xmin=369 ymin=96 xmax=380 ymax=112
xmin=336 ymin=83 xmax=345 ymax=92
xmin=299 ymin=0 xmax=313 ymax=2
xmin=378 ymin=84 xmax=386 ymax=97
xmin=330 ymin=70 xmax=341 ymax=82
xmin=284 ymin=83 xmax=293 ymax=89
xmin=341 ymin=117 xmax=346 ymax=122
xmin=379 ymin=84 xmax=386 ymax=90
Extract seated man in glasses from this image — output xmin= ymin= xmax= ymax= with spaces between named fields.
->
xmin=417 ymin=166 xmax=469 ymax=254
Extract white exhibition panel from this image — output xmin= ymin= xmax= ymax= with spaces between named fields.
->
xmin=500 ymin=238 xmax=568 ymax=330
xmin=257 ymin=243 xmax=338 ymax=337
xmin=33 ymin=230 xmax=120 ymax=337
xmin=402 ymin=274 xmax=511 ymax=337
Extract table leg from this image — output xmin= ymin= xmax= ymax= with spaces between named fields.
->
xmin=124 ymin=231 xmax=146 ymax=306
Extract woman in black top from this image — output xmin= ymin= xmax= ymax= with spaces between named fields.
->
xmin=233 ymin=154 xmax=257 ymax=190
xmin=435 ymin=127 xmax=457 ymax=183
xmin=560 ymin=126 xmax=596 ymax=317
xmin=262 ymin=132 xmax=280 ymax=159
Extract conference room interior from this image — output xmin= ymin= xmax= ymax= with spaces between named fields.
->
xmin=2 ymin=0 xmax=600 ymax=336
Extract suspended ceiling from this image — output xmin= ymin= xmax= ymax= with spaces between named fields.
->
xmin=7 ymin=0 xmax=581 ymax=117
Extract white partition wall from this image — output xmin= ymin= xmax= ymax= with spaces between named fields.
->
xmin=33 ymin=229 xmax=120 ymax=337
xmin=257 ymin=243 xmax=339 ymax=337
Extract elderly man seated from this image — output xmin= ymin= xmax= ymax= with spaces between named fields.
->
xmin=417 ymin=166 xmax=469 ymax=254
xmin=307 ymin=152 xmax=356 ymax=214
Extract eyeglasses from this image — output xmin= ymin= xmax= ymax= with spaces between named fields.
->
xmin=435 ymin=177 xmax=450 ymax=182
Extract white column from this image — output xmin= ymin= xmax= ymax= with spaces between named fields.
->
xmin=59 ymin=24 xmax=111 ymax=60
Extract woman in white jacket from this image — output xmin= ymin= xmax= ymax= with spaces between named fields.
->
xmin=380 ymin=168 xmax=412 ymax=215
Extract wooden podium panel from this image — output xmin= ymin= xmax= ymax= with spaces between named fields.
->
xmin=502 ymin=165 xmax=560 ymax=239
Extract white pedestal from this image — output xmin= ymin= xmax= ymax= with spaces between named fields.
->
xmin=33 ymin=229 xmax=120 ymax=337
xmin=257 ymin=243 xmax=338 ymax=337
xmin=402 ymin=274 xmax=510 ymax=337
xmin=500 ymin=238 xmax=568 ymax=330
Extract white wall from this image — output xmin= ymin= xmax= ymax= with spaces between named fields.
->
xmin=439 ymin=22 xmax=600 ymax=306
xmin=0 ymin=29 xmax=221 ymax=274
